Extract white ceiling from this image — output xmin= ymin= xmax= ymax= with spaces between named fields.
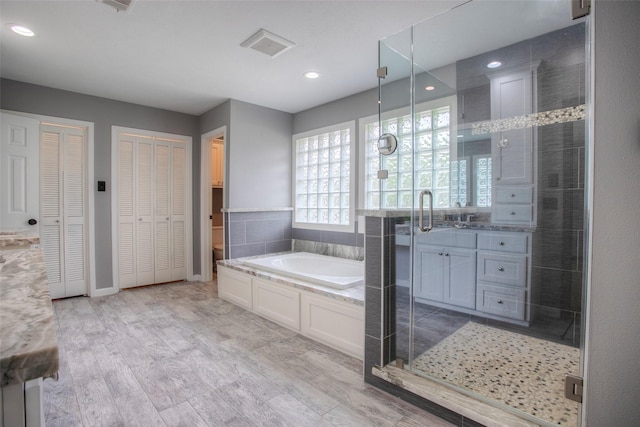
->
xmin=0 ymin=0 xmax=468 ymax=115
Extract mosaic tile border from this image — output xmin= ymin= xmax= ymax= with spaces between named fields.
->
xmin=472 ymin=104 xmax=586 ymax=135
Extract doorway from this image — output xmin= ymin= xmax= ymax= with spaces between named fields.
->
xmin=200 ymin=126 xmax=226 ymax=282
xmin=0 ymin=110 xmax=96 ymax=298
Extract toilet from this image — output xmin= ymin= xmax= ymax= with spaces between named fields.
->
xmin=212 ymin=226 xmax=224 ymax=271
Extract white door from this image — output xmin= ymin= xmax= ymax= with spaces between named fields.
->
xmin=136 ymin=137 xmax=155 ymax=286
xmin=40 ymin=124 xmax=88 ymax=299
xmin=116 ymin=131 xmax=188 ymax=289
xmin=154 ymin=140 xmax=172 ymax=283
xmin=0 ymin=113 xmax=39 ymax=231
xmin=171 ymin=143 xmax=186 ymax=281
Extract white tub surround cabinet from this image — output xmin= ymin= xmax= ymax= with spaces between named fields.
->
xmin=414 ymin=228 xmax=533 ymax=326
xmin=217 ymin=261 xmax=364 ymax=359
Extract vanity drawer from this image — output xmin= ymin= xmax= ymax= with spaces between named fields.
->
xmin=495 ymin=187 xmax=533 ymax=204
xmin=476 ymin=283 xmax=526 ymax=320
xmin=493 ymin=205 xmax=533 ymax=223
xmin=477 ymin=251 xmax=527 ymax=286
xmin=478 ymin=233 xmax=528 ymax=253
xmin=415 ymin=229 xmax=476 ymax=248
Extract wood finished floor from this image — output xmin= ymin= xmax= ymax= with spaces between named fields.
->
xmin=44 ymin=279 xmax=453 ymax=427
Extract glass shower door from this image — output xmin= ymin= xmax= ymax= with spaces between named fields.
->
xmin=379 ymin=1 xmax=589 ymax=426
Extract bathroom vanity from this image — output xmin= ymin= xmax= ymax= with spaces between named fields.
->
xmin=407 ymin=226 xmax=533 ymax=326
xmin=0 ymin=232 xmax=59 ymax=427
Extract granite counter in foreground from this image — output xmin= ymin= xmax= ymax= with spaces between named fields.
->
xmin=0 ymin=247 xmax=58 ymax=386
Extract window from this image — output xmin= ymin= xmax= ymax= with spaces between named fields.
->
xmin=474 ymin=155 xmax=492 ymax=207
xmin=361 ymin=97 xmax=457 ymax=209
xmin=293 ymin=121 xmax=355 ymax=231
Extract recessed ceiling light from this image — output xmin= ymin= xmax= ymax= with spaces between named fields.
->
xmin=10 ymin=24 xmax=35 ymax=37
xmin=486 ymin=61 xmax=502 ymax=69
xmin=304 ymin=71 xmax=320 ymax=79
xmin=425 ymin=85 xmax=436 ymax=91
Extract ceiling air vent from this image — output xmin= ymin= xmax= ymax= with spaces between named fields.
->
xmin=241 ymin=29 xmax=296 ymax=58
xmin=101 ymin=0 xmax=135 ymax=13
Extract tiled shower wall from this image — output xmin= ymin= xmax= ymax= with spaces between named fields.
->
xmin=532 ymin=24 xmax=586 ymax=323
xmin=223 ymin=210 xmax=292 ymax=259
xmin=223 ymin=210 xmax=365 ymax=260
xmin=363 ymin=215 xmax=482 ymax=427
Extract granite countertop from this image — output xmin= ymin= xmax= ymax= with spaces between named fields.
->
xmin=0 ymin=231 xmax=40 ymax=249
xmin=0 ymin=246 xmax=59 ymax=386
xmin=357 ymin=209 xmax=536 ymax=232
xmin=396 ymin=222 xmax=536 ymax=233
xmin=218 ymin=253 xmax=364 ymax=306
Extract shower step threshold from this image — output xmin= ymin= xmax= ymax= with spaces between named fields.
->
xmin=372 ymin=364 xmax=545 ymax=427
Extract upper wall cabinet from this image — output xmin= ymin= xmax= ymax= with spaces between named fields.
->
xmin=211 ymin=140 xmax=224 ymax=188
xmin=489 ymin=63 xmax=539 ymax=225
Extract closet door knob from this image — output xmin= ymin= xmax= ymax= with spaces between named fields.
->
xmin=498 ymin=267 xmax=505 ymax=272
xmin=28 ymin=218 xmax=38 ymax=225
xmin=499 ymin=241 xmax=505 ymax=246
xmin=497 ymin=300 xmax=504 ymax=304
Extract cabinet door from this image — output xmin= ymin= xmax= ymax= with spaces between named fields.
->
xmin=444 ymin=248 xmax=476 ymax=309
xmin=211 ymin=142 xmax=223 ymax=187
xmin=415 ymin=245 xmax=444 ymax=302
xmin=491 ymin=70 xmax=534 ymax=186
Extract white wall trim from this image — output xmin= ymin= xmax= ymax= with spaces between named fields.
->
xmin=111 ymin=125 xmax=194 ymax=291
xmin=1 ymin=109 xmax=97 ymax=298
xmin=200 ymin=126 xmax=227 ymax=282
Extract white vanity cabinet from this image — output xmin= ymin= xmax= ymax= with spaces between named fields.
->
xmin=476 ymin=231 xmax=532 ymax=323
xmin=489 ymin=64 xmax=539 ymax=225
xmin=413 ymin=229 xmax=533 ymax=325
xmin=415 ymin=230 xmax=477 ymax=310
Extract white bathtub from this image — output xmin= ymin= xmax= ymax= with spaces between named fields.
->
xmin=243 ymin=252 xmax=364 ymax=290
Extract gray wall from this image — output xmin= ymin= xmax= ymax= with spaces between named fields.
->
xmin=228 ymin=100 xmax=292 ymax=209
xmin=0 ymin=79 xmax=200 ymax=290
xmin=585 ymin=1 xmax=640 ymax=424
xmin=292 ymin=86 xmax=379 ymax=247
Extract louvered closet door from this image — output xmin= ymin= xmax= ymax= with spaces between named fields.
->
xmin=118 ymin=135 xmax=137 ymax=288
xmin=117 ymin=132 xmax=187 ymax=288
xmin=154 ymin=140 xmax=172 ymax=283
xmin=40 ymin=124 xmax=88 ymax=299
xmin=40 ymin=128 xmax=64 ymax=298
xmin=64 ymin=129 xmax=88 ymax=296
xmin=171 ymin=143 xmax=186 ymax=281
xmin=136 ymin=137 xmax=155 ymax=286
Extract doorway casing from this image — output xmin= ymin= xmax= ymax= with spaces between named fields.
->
xmin=200 ymin=126 xmax=227 ymax=282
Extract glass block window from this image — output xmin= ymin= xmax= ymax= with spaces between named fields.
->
xmin=450 ymin=158 xmax=468 ymax=207
xmin=293 ymin=121 xmax=354 ymax=231
xmin=474 ymin=156 xmax=492 ymax=207
xmin=362 ymin=99 xmax=455 ymax=209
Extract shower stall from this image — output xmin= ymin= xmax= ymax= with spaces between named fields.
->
xmin=364 ymin=1 xmax=589 ymax=426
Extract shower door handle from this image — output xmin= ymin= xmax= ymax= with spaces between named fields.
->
xmin=418 ymin=189 xmax=433 ymax=233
